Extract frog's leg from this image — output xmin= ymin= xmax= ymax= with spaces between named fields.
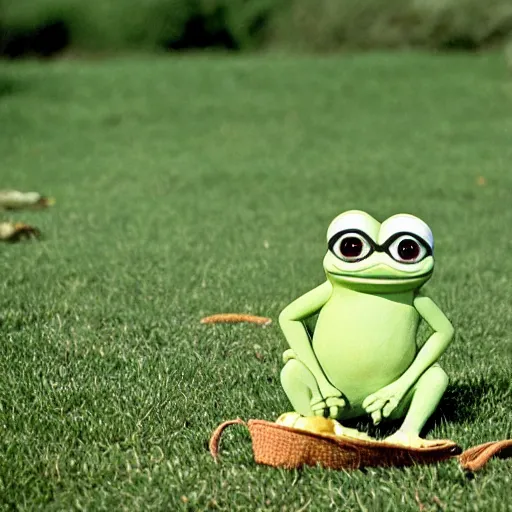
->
xmin=386 ymin=364 xmax=448 ymax=447
xmin=381 ymin=294 xmax=453 ymax=447
xmin=280 ymin=350 xmax=321 ymax=417
xmin=279 ymin=281 xmax=346 ymax=418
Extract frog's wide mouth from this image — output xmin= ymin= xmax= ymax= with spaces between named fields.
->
xmin=327 ymin=270 xmax=433 ymax=283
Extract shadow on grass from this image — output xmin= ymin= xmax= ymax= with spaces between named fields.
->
xmin=0 ymin=66 xmax=27 ymax=99
xmin=0 ymin=77 xmax=19 ymax=97
xmin=435 ymin=378 xmax=506 ymax=425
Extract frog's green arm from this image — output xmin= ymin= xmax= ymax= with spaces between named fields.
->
xmin=279 ymin=281 xmax=333 ymax=389
xmin=400 ymin=294 xmax=455 ymax=389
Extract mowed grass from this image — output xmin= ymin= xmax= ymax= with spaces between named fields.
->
xmin=0 ymin=52 xmax=512 ymax=511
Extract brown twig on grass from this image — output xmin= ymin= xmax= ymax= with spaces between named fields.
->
xmin=200 ymin=314 xmax=272 ymax=326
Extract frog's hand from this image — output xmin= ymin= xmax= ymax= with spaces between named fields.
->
xmin=310 ymin=391 xmax=346 ymax=418
xmin=325 ymin=395 xmax=347 ymax=419
xmin=283 ymin=348 xmax=296 ymax=364
xmin=279 ymin=280 xmax=334 ymax=392
xmin=362 ymin=381 xmax=409 ymax=424
xmin=397 ymin=294 xmax=455 ymax=391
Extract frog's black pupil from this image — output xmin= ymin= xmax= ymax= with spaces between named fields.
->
xmin=398 ymin=239 xmax=420 ymax=260
xmin=340 ymin=237 xmax=363 ymax=258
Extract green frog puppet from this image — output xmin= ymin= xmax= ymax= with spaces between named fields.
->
xmin=278 ymin=210 xmax=454 ymax=447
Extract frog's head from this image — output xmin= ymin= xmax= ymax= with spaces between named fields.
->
xmin=323 ymin=210 xmax=434 ymax=293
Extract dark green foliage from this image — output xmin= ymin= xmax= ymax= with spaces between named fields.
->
xmin=0 ymin=0 xmax=273 ymax=54
xmin=0 ymin=53 xmax=511 ymax=509
xmin=271 ymin=0 xmax=512 ymax=51
xmin=1 ymin=0 xmax=512 ymax=55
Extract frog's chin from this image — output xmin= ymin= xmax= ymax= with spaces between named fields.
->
xmin=326 ymin=272 xmax=432 ymax=293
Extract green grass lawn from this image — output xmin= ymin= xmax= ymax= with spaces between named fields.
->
xmin=1 ymin=51 xmax=511 ymax=510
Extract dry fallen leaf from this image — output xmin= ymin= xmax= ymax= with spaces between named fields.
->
xmin=476 ymin=176 xmax=486 ymax=186
xmin=0 ymin=221 xmax=41 ymax=242
xmin=0 ymin=190 xmax=56 ymax=210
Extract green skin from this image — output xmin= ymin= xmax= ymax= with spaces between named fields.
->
xmin=279 ymin=211 xmax=454 ymax=442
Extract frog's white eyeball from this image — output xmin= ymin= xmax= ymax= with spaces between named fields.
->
xmin=387 ymin=235 xmax=429 ymax=264
xmin=327 ymin=211 xmax=377 ymax=242
xmin=379 ymin=214 xmax=434 ymax=251
xmin=331 ymin=232 xmax=373 ymax=262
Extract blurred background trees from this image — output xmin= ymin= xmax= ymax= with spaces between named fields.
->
xmin=1 ymin=0 xmax=512 ymax=57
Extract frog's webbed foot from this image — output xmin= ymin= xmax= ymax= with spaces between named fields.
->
xmin=384 ymin=430 xmax=450 ymax=448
